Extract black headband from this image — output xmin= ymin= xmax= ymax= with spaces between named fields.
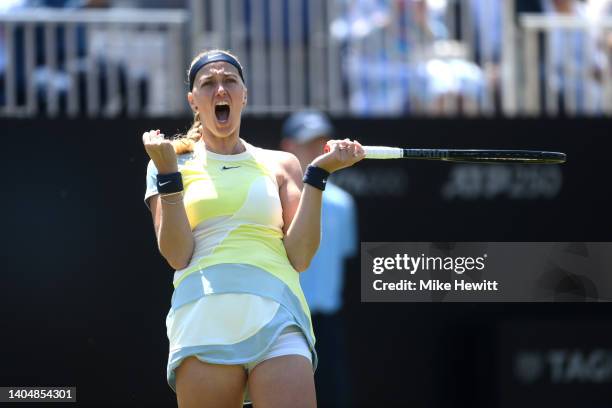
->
xmin=188 ymin=52 xmax=245 ymax=89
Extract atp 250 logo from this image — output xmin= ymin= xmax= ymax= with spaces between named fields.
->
xmin=443 ymin=165 xmax=562 ymax=200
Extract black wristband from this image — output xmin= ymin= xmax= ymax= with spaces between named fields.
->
xmin=302 ymin=165 xmax=329 ymax=191
xmin=156 ymin=172 xmax=183 ymax=194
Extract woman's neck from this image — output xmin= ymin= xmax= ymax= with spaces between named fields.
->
xmin=201 ymin=131 xmax=245 ymax=155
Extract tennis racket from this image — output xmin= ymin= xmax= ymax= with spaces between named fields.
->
xmin=324 ymin=145 xmax=566 ymax=164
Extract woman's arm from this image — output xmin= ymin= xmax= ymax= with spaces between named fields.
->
xmin=279 ymin=153 xmax=323 ymax=272
xmin=280 ymin=139 xmax=364 ymax=272
xmin=149 ymin=193 xmax=195 ymax=270
xmin=143 ymin=129 xmax=195 ymax=270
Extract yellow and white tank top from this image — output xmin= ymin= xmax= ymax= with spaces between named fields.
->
xmin=144 ymin=139 xmax=315 ymax=354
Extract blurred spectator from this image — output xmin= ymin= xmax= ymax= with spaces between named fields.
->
xmin=0 ymin=0 xmax=151 ymax=115
xmin=517 ymin=0 xmax=603 ymax=113
xmin=543 ymin=0 xmax=601 ymax=113
xmin=332 ymin=0 xmax=485 ymax=116
xmin=587 ymin=0 xmax=612 ymax=85
xmin=0 ymin=0 xmax=27 ymax=105
xmin=470 ymin=0 xmax=502 ymax=64
xmin=469 ymin=0 xmax=503 ymax=111
xmin=281 ymin=110 xmax=358 ymax=408
xmin=31 ymin=0 xmax=110 ymax=112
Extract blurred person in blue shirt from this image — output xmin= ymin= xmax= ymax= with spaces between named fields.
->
xmin=281 ymin=110 xmax=357 ymax=408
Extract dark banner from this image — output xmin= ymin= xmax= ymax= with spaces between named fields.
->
xmin=1 ymin=117 xmax=611 ymax=407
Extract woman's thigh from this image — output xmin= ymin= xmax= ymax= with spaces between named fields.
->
xmin=247 ymin=355 xmax=316 ymax=408
xmin=175 ymin=356 xmax=247 ymax=408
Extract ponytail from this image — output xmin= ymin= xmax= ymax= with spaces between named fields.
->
xmin=171 ymin=111 xmax=202 ymax=155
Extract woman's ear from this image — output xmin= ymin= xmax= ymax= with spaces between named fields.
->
xmin=242 ymin=88 xmax=248 ymax=107
xmin=187 ymin=92 xmax=196 ymax=112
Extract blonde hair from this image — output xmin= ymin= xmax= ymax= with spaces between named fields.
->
xmin=171 ymin=49 xmax=245 ymax=155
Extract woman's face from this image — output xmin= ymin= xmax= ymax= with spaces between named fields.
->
xmin=188 ymin=61 xmax=247 ymax=139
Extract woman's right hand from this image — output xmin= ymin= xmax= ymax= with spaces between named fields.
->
xmin=311 ymin=138 xmax=365 ymax=174
xmin=142 ymin=129 xmax=178 ymax=174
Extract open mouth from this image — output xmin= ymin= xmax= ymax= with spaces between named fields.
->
xmin=215 ymin=102 xmax=230 ymax=122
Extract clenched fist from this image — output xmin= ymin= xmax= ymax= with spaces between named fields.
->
xmin=311 ymin=138 xmax=365 ymax=173
xmin=142 ymin=129 xmax=178 ymax=175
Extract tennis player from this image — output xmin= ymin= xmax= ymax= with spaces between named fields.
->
xmin=142 ymin=49 xmax=365 ymax=408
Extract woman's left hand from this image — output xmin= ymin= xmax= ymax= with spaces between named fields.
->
xmin=311 ymin=139 xmax=366 ymax=173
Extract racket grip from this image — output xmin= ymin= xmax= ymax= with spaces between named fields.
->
xmin=363 ymin=146 xmax=403 ymax=159
xmin=323 ymin=144 xmax=403 ymax=159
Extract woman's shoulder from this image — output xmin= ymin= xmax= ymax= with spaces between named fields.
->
xmin=246 ymin=143 xmax=302 ymax=184
xmin=257 ymin=147 xmax=300 ymax=172
xmin=261 ymin=147 xmax=298 ymax=163
xmin=247 ymin=143 xmax=300 ymax=169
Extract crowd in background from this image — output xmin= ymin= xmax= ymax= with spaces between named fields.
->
xmin=0 ymin=0 xmax=186 ymax=114
xmin=1 ymin=0 xmax=611 ymax=116
xmin=336 ymin=0 xmax=612 ymax=115
xmin=333 ymin=0 xmax=491 ymax=115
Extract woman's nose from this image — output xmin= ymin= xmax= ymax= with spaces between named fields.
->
xmin=216 ymin=84 xmax=226 ymax=95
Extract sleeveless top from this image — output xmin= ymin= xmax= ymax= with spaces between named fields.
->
xmin=144 ymin=139 xmax=317 ymax=391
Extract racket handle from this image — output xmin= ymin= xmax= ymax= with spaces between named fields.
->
xmin=362 ymin=146 xmax=403 ymax=159
xmin=323 ymin=144 xmax=403 ymax=159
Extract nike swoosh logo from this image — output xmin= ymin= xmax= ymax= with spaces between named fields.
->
xmin=221 ymin=165 xmax=241 ymax=170
xmin=159 ymin=180 xmax=172 ymax=186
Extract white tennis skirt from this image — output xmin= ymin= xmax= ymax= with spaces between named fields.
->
xmin=165 ymin=264 xmax=318 ymax=405
xmin=166 ymin=293 xmax=313 ymax=390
